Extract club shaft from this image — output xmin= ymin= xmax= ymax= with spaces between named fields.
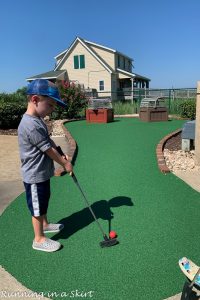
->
xmin=72 ymin=174 xmax=106 ymax=237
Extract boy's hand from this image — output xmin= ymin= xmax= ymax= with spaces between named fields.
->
xmin=56 ymin=146 xmax=72 ymax=172
xmin=63 ymin=154 xmax=69 ymax=160
xmin=64 ymin=161 xmax=73 ymax=173
xmin=45 ymin=147 xmax=73 ymax=173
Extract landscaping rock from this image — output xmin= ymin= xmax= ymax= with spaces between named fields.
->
xmin=164 ymin=149 xmax=200 ymax=172
xmin=50 ymin=120 xmax=65 ymax=137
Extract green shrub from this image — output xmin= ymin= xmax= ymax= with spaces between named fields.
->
xmin=0 ymin=87 xmax=27 ymax=104
xmin=0 ymin=102 xmax=26 ymax=129
xmin=178 ymin=99 xmax=196 ymax=120
xmin=51 ymin=81 xmax=88 ymax=120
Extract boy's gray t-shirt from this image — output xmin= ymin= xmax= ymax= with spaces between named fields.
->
xmin=18 ymin=114 xmax=54 ymax=183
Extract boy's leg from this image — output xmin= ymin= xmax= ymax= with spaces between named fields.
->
xmin=32 ymin=215 xmax=46 ymax=243
xmin=42 ymin=214 xmax=49 ymax=228
xmin=24 ymin=180 xmax=63 ymax=251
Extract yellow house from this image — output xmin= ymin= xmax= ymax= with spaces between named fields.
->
xmin=27 ymin=36 xmax=150 ymax=100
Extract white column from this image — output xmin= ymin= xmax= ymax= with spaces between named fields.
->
xmin=131 ymin=78 xmax=134 ymax=104
xmin=195 ymin=81 xmax=200 ymax=165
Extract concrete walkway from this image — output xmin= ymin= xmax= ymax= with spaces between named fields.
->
xmin=0 ymin=136 xmax=70 ymax=215
xmin=0 ymin=135 xmax=70 ymax=299
xmin=0 ymin=134 xmax=200 ymax=300
xmin=174 ymin=169 xmax=200 ymax=193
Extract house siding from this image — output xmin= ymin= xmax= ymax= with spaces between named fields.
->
xmin=88 ymin=45 xmax=115 ymax=70
xmin=59 ymin=41 xmax=112 ymax=95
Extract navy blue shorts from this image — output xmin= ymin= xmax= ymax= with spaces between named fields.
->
xmin=24 ymin=180 xmax=50 ymax=217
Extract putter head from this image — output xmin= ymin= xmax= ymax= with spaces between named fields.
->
xmin=99 ymin=235 xmax=119 ymax=248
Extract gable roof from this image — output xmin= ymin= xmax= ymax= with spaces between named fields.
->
xmin=85 ymin=39 xmax=133 ymax=61
xmin=26 ymin=70 xmax=66 ymax=81
xmin=54 ymin=37 xmax=113 ymax=73
xmin=55 ymin=38 xmax=133 ymax=64
xmin=54 ymin=49 xmax=68 ymax=60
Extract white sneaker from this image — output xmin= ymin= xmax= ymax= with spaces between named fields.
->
xmin=32 ymin=238 xmax=61 ymax=252
xmin=43 ymin=223 xmax=64 ymax=233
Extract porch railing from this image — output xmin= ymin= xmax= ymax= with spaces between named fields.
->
xmin=89 ymin=87 xmax=196 ymax=114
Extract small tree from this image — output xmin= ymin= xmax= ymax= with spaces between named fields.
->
xmin=178 ymin=99 xmax=196 ymax=120
xmin=51 ymin=81 xmax=88 ymax=119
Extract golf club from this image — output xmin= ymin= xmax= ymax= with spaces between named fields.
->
xmin=56 ymin=146 xmax=118 ymax=247
xmin=70 ymin=172 xmax=119 ymax=248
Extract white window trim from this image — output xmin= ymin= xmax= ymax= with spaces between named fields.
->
xmin=74 ymin=54 xmax=85 ymax=69
xmin=99 ymin=80 xmax=105 ymax=91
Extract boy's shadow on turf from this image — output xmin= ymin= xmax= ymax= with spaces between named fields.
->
xmin=52 ymin=196 xmax=133 ymax=241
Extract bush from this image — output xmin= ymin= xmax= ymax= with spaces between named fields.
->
xmin=0 ymin=102 xmax=26 ymax=129
xmin=178 ymin=99 xmax=196 ymax=120
xmin=0 ymin=87 xmax=27 ymax=128
xmin=0 ymin=87 xmax=27 ymax=104
xmin=51 ymin=81 xmax=88 ymax=120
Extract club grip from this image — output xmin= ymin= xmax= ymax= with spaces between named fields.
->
xmin=56 ymin=146 xmax=65 ymax=156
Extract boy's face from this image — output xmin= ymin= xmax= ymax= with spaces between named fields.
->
xmin=31 ymin=95 xmax=57 ymax=117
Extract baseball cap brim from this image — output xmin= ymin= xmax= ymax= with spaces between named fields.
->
xmin=49 ymin=96 xmax=67 ymax=108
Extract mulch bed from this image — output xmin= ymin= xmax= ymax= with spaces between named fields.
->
xmin=0 ymin=120 xmax=53 ymax=136
xmin=164 ymin=132 xmax=182 ymax=151
xmin=0 ymin=129 xmax=18 ymax=135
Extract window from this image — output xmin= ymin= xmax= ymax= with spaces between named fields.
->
xmin=120 ymin=56 xmax=123 ymax=69
xmin=117 ymin=55 xmax=120 ymax=68
xmin=74 ymin=55 xmax=85 ymax=69
xmin=128 ymin=60 xmax=132 ymax=72
xmin=99 ymin=80 xmax=104 ymax=91
xmin=123 ymin=57 xmax=126 ymax=70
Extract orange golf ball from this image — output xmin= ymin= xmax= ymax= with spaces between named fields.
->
xmin=109 ymin=230 xmax=117 ymax=239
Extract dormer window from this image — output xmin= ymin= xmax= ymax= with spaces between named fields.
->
xmin=74 ymin=55 xmax=85 ymax=69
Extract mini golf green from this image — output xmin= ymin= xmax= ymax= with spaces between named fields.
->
xmin=1 ymin=118 xmax=200 ymax=300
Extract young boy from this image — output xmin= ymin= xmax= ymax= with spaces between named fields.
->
xmin=18 ymin=79 xmax=73 ymax=252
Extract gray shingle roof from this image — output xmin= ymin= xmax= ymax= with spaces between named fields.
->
xmin=26 ymin=70 xmax=66 ymax=81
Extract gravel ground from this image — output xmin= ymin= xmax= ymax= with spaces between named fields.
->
xmin=164 ymin=132 xmax=199 ymax=172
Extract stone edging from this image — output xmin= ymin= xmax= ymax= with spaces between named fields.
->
xmin=54 ymin=119 xmax=77 ymax=176
xmin=156 ymin=129 xmax=182 ymax=173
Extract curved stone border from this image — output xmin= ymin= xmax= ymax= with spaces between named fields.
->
xmin=156 ymin=129 xmax=182 ymax=173
xmin=54 ymin=119 xmax=77 ymax=176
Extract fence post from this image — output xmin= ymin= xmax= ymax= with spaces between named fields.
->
xmin=168 ymin=89 xmax=171 ymax=114
xmin=195 ymin=81 xmax=200 ymax=165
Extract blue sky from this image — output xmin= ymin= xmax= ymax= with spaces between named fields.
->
xmin=0 ymin=0 xmax=200 ymax=92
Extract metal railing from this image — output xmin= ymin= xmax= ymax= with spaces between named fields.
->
xmin=89 ymin=88 xmax=196 ymax=114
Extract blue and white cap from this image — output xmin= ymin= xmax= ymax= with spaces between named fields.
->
xmin=27 ymin=79 xmax=66 ymax=108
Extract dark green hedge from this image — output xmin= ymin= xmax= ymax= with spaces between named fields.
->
xmin=0 ymin=84 xmax=87 ymax=128
xmin=0 ymin=102 xmax=26 ymax=129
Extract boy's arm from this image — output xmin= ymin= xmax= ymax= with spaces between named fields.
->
xmin=45 ymin=147 xmax=73 ymax=173
xmin=49 ymin=138 xmax=68 ymax=160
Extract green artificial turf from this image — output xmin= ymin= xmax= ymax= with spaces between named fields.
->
xmin=1 ymin=118 xmax=200 ymax=300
